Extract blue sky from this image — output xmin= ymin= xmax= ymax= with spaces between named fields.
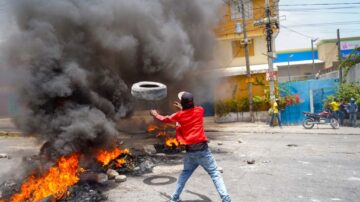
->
xmin=276 ymin=0 xmax=360 ymax=50
xmin=0 ymin=1 xmax=359 ymax=51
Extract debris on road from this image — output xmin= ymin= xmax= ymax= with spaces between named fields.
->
xmin=115 ymin=175 xmax=127 ymax=183
xmin=218 ymin=166 xmax=224 ymax=173
xmin=287 ymin=144 xmax=298 ymax=147
xmin=106 ymin=169 xmax=120 ymax=179
xmin=143 ymin=145 xmax=157 ymax=155
xmin=247 ymin=160 xmax=256 ymax=165
xmin=217 ymin=142 xmax=223 ymax=146
xmin=0 ymin=153 xmax=9 ymax=159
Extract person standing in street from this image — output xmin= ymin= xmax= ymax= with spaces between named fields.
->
xmin=330 ymin=98 xmax=340 ymax=119
xmin=150 ymin=91 xmax=231 ymax=202
xmin=339 ymin=99 xmax=347 ymax=126
xmin=269 ymin=99 xmax=282 ymax=128
xmin=347 ymin=97 xmax=358 ymax=127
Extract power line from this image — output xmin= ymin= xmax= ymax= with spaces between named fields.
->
xmin=282 ymin=10 xmax=360 ymax=14
xmin=280 ymin=25 xmax=314 ymax=39
xmin=285 ymin=21 xmax=360 ymax=28
xmin=280 ymin=3 xmax=360 ymax=7
xmin=281 ymin=6 xmax=360 ymax=11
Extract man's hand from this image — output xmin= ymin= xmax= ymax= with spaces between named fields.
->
xmin=150 ymin=110 xmax=159 ymax=117
xmin=173 ymin=101 xmax=182 ymax=111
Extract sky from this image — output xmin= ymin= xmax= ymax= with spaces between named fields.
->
xmin=276 ymin=0 xmax=360 ymax=51
xmin=0 ymin=1 xmax=359 ymax=51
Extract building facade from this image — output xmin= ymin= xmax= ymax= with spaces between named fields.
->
xmin=274 ymin=36 xmax=360 ymax=82
xmin=213 ymin=0 xmax=280 ymax=108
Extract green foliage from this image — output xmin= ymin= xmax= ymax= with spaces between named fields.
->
xmin=215 ymin=99 xmax=238 ymax=117
xmin=215 ymin=96 xmax=270 ymax=117
xmin=264 ymin=85 xmax=302 ymax=110
xmin=335 ymin=83 xmax=360 ymax=105
xmin=252 ymin=95 xmax=264 ymax=110
xmin=340 ymin=47 xmax=360 ymax=82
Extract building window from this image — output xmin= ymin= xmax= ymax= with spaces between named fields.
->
xmin=230 ymin=0 xmax=253 ymax=20
xmin=232 ymin=40 xmax=255 ymax=57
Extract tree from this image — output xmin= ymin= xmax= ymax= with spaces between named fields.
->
xmin=335 ymin=83 xmax=360 ymax=105
xmin=340 ymin=47 xmax=360 ymax=82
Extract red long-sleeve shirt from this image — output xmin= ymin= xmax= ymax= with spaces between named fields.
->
xmin=153 ymin=106 xmax=208 ymax=145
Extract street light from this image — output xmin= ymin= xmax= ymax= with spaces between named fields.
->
xmin=287 ymin=54 xmax=294 ymax=81
xmin=311 ymin=38 xmax=318 ymax=78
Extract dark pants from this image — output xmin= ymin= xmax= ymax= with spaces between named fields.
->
xmin=349 ymin=113 xmax=357 ymax=127
xmin=270 ymin=113 xmax=282 ymax=127
xmin=339 ymin=110 xmax=345 ymax=125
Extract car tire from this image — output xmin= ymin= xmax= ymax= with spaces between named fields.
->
xmin=131 ymin=81 xmax=167 ymax=101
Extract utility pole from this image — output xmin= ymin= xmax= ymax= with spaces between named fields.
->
xmin=254 ymin=0 xmax=277 ymax=102
xmin=240 ymin=0 xmax=254 ymax=122
xmin=311 ymin=38 xmax=317 ymax=78
xmin=337 ymin=29 xmax=342 ymax=83
xmin=235 ymin=0 xmax=254 ymax=122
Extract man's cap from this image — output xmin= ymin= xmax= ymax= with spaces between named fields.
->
xmin=350 ymin=97 xmax=355 ymax=101
xmin=178 ymin=91 xmax=193 ymax=101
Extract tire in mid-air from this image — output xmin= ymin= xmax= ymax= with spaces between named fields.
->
xmin=302 ymin=118 xmax=315 ymax=129
xmin=131 ymin=81 xmax=167 ymax=101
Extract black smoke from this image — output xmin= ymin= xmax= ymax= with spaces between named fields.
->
xmin=1 ymin=0 xmax=223 ymax=157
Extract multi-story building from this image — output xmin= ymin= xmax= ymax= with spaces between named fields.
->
xmin=274 ymin=36 xmax=360 ymax=82
xmin=212 ymin=0 xmax=280 ymax=117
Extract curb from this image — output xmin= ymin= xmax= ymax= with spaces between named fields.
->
xmin=0 ymin=131 xmax=22 ymax=137
xmin=204 ymin=129 xmax=360 ymax=136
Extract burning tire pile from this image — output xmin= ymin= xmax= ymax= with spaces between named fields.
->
xmin=0 ymin=0 xmax=222 ymax=201
xmin=0 ymin=141 xmax=184 ymax=202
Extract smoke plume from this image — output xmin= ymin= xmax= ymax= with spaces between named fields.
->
xmin=1 ymin=0 xmax=223 ymax=157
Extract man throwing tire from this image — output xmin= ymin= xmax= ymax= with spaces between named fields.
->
xmin=150 ymin=91 xmax=231 ymax=202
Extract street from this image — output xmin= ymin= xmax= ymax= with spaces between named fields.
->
xmin=106 ymin=131 xmax=360 ymax=202
xmin=1 ymin=128 xmax=360 ymax=201
xmin=0 ymin=0 xmax=359 ymax=201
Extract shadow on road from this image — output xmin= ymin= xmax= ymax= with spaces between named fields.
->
xmin=160 ymin=190 xmax=212 ymax=202
xmin=143 ymin=175 xmax=177 ymax=186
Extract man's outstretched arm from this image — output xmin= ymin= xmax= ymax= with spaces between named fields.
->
xmin=150 ymin=110 xmax=179 ymax=123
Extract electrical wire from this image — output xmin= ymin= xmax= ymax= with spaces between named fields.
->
xmin=281 ymin=10 xmax=360 ymax=14
xmin=281 ymin=6 xmax=360 ymax=11
xmin=285 ymin=21 xmax=360 ymax=28
xmin=280 ymin=25 xmax=315 ymax=39
xmin=280 ymin=3 xmax=360 ymax=7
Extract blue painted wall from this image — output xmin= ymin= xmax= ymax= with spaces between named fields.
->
xmin=275 ymin=49 xmax=359 ymax=63
xmin=274 ymin=50 xmax=318 ymax=63
xmin=279 ymin=78 xmax=339 ymax=125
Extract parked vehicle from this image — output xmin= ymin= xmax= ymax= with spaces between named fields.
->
xmin=302 ymin=111 xmax=339 ymax=129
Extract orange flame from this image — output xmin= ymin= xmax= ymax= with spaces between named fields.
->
xmin=96 ymin=148 xmax=129 ymax=166
xmin=165 ymin=137 xmax=180 ymax=148
xmin=147 ymin=123 xmax=176 ymax=137
xmin=147 ymin=124 xmax=159 ymax=133
xmin=115 ymin=158 xmax=127 ymax=168
xmin=9 ymin=154 xmax=82 ymax=202
xmin=147 ymin=123 xmax=181 ymax=149
xmin=156 ymin=131 xmax=167 ymax=137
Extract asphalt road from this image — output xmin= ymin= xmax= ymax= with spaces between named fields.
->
xmin=107 ymin=132 xmax=360 ymax=202
xmin=0 ymin=132 xmax=360 ymax=202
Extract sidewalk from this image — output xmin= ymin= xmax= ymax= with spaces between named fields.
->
xmin=1 ymin=117 xmax=359 ymax=136
xmin=0 ymin=118 xmax=21 ymax=136
xmin=204 ymin=117 xmax=360 ymax=135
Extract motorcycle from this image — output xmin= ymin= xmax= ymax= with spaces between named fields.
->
xmin=302 ymin=111 xmax=340 ymax=129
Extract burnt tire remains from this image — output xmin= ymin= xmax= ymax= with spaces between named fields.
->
xmin=131 ymin=81 xmax=167 ymax=101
